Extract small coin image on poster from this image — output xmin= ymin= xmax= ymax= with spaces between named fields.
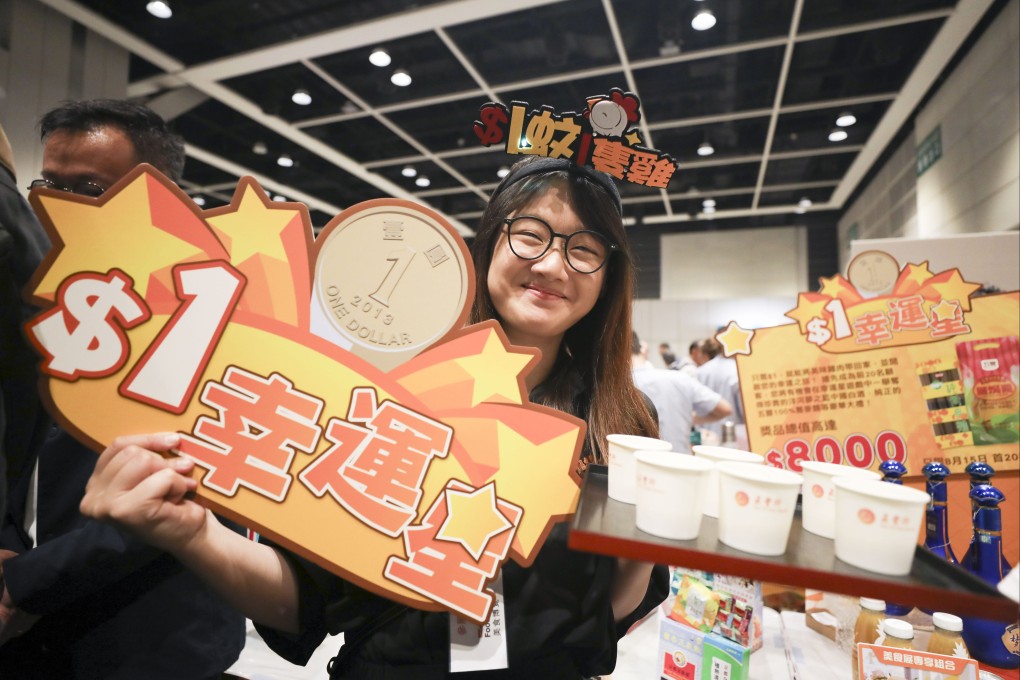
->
xmin=313 ymin=200 xmax=472 ymax=372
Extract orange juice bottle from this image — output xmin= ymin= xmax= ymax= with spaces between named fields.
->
xmin=852 ymin=598 xmax=886 ymax=680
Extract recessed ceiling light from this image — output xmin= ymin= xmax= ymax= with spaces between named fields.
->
xmin=252 ymin=141 xmax=268 ymax=155
xmin=273 ymin=194 xmax=287 ymax=202
xmin=369 ymin=48 xmax=391 ymax=67
xmin=697 ymin=141 xmax=715 ymax=156
xmin=702 ymin=198 xmax=716 ymax=208
xmin=146 ymin=1 xmax=172 ymax=19
xmin=401 ymin=165 xmax=417 ymax=178
xmin=836 ymin=111 xmax=857 ymax=127
xmin=277 ymin=154 xmax=294 ymax=168
xmin=798 ymin=197 xmax=813 ymax=208
xmin=193 ymin=195 xmax=206 ymax=206
xmin=702 ymin=205 xmax=717 ymax=215
xmin=828 ymin=128 xmax=848 ymax=142
xmin=795 ymin=206 xmax=807 ymax=214
xmin=691 ymin=9 xmax=716 ymax=31
xmin=415 ymin=176 xmax=431 ymax=188
xmin=291 ymin=89 xmax=312 ymax=106
xmin=497 ymin=166 xmax=510 ymax=178
xmin=391 ymin=69 xmax=412 ymax=87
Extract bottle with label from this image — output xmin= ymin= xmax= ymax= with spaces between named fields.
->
xmin=925 ymin=613 xmax=968 ymax=680
xmin=960 ymin=484 xmax=1019 ymax=669
xmin=961 ymin=461 xmax=996 ymax=571
xmin=852 ymin=597 xmax=886 ymax=680
xmin=922 ymin=462 xmax=958 ymax=564
xmin=720 ymin=421 xmax=736 ymax=447
xmin=689 ymin=426 xmax=701 ymax=448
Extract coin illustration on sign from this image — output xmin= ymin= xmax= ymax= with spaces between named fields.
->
xmin=312 ymin=199 xmax=474 ymax=372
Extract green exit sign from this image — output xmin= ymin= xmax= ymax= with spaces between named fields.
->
xmin=916 ymin=126 xmax=942 ymax=177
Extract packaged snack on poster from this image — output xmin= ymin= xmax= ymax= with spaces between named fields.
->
xmin=955 ymin=336 xmax=1020 ymax=445
xmin=659 ymin=615 xmax=751 ymax=680
xmin=916 ymin=362 xmax=974 ymax=449
xmin=669 ymin=568 xmax=763 ymax=651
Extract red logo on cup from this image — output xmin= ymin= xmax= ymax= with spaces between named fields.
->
xmin=858 ymin=508 xmax=875 ymax=524
xmin=735 ymin=491 xmax=749 ymax=506
xmin=811 ymin=483 xmax=824 ymax=498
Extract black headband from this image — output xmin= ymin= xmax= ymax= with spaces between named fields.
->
xmin=489 ymin=157 xmax=623 ymax=215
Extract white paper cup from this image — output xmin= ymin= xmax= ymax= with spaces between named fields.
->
xmin=634 ymin=451 xmax=714 ymax=540
xmin=832 ymin=477 xmax=930 ymax=575
xmin=606 ymin=434 xmax=672 ymax=504
xmin=800 ymin=461 xmax=881 ymax=539
xmin=717 ymin=462 xmax=803 ymax=556
xmin=692 ymin=445 xmax=765 ymax=517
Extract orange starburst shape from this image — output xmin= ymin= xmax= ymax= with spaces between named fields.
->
xmin=717 ymin=321 xmax=754 ymax=356
xmin=785 ymin=293 xmax=830 ymax=333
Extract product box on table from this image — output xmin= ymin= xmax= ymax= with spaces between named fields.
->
xmin=669 ymin=568 xmax=763 ymax=651
xmin=658 ymin=615 xmax=751 ymax=680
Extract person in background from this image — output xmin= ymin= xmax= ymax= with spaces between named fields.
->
xmin=632 ymin=332 xmax=732 ymax=453
xmin=694 ymin=337 xmax=745 ymax=444
xmin=658 ymin=342 xmax=679 ymax=369
xmin=0 ymin=99 xmax=245 ymax=679
xmin=78 ymin=155 xmax=669 ymax=679
xmin=672 ymin=339 xmax=700 ymax=376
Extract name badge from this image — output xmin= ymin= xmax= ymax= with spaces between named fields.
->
xmin=449 ymin=573 xmax=508 ymax=672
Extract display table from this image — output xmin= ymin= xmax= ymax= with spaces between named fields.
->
xmin=568 ymin=467 xmax=1018 ymax=622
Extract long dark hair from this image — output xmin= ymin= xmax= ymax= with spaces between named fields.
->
xmin=469 ymin=157 xmax=657 ymax=464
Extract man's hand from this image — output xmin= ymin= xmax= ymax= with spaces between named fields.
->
xmin=80 ymin=432 xmax=207 ymax=555
xmin=0 ymin=550 xmax=40 ymax=645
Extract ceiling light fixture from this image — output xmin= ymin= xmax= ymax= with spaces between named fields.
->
xmin=691 ymin=10 xmax=716 ymax=31
xmin=277 ymin=154 xmax=294 ymax=168
xmin=828 ymin=128 xmax=848 ymax=142
xmin=391 ymin=69 xmax=412 ymax=87
xmin=497 ymin=166 xmax=510 ymax=178
xmin=798 ymin=197 xmax=813 ymax=208
xmin=273 ymin=195 xmax=287 ymax=202
xmin=291 ymin=89 xmax=312 ymax=106
xmin=252 ymin=141 xmax=268 ymax=155
xmin=697 ymin=140 xmax=715 ymax=156
xmin=836 ymin=111 xmax=857 ymax=127
xmin=192 ymin=195 xmax=206 ymax=207
xmin=369 ymin=48 xmax=391 ymax=67
xmin=146 ymin=1 xmax=172 ymax=19
xmin=415 ymin=176 xmax=431 ymax=188
xmin=401 ymin=165 xmax=417 ymax=178
xmin=702 ymin=198 xmax=716 ymax=208
xmin=702 ymin=205 xmax=717 ymax=215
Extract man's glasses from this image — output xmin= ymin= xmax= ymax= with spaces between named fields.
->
xmin=504 ymin=216 xmax=616 ymax=274
xmin=28 ymin=178 xmax=107 ymax=198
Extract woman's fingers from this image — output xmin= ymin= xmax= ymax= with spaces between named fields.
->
xmin=93 ymin=432 xmax=181 ymax=477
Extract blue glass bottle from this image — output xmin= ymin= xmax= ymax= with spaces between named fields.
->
xmin=961 ymin=461 xmax=996 ymax=571
xmin=879 ymin=460 xmax=913 ymax=616
xmin=921 ymin=462 xmax=958 ymax=564
xmin=879 ymin=460 xmax=907 ymax=485
xmin=961 ymin=484 xmax=1019 ymax=668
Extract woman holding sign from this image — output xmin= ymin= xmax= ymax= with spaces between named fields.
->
xmin=80 ymin=156 xmax=666 ymax=679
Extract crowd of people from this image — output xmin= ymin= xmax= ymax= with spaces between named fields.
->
xmin=1 ymin=97 xmax=752 ymax=678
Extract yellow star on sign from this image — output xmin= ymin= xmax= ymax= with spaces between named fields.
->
xmin=931 ymin=299 xmax=962 ymax=322
xmin=488 ymin=422 xmax=580 ymax=563
xmin=898 ymin=261 xmax=933 ymax=289
xmin=929 ymin=270 xmax=982 ymax=312
xmin=206 ymin=183 xmax=300 ymax=266
xmin=818 ymin=274 xmax=857 ymax=299
xmin=454 ymin=329 xmax=536 ymax=406
xmin=625 ymin=130 xmax=643 ymax=146
xmin=716 ymin=321 xmax=754 ymax=356
xmin=785 ymin=293 xmax=830 ymax=333
xmin=437 ymin=482 xmax=513 ymax=561
xmin=33 ymin=175 xmax=213 ymax=300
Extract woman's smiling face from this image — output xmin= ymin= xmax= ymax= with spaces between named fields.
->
xmin=487 ymin=182 xmax=606 ymax=350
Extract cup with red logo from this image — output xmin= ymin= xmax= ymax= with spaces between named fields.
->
xmin=606 ymin=434 xmax=672 ymax=504
xmin=716 ymin=462 xmax=803 ymax=556
xmin=832 ymin=477 xmax=930 ymax=575
xmin=800 ymin=461 xmax=881 ymax=539
xmin=692 ymin=445 xmax=764 ymax=518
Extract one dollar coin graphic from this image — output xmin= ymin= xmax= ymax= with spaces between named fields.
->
xmin=312 ymin=199 xmax=473 ymax=372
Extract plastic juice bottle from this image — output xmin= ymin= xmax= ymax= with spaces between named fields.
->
xmin=926 ymin=613 xmax=969 ymax=680
xmin=852 ymin=597 xmax=886 ymax=680
xmin=882 ymin=618 xmax=915 ymax=648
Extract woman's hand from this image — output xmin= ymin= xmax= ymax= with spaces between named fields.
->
xmin=80 ymin=432 xmax=206 ymax=555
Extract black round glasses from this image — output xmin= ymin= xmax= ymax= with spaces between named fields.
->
xmin=503 ymin=216 xmax=616 ymax=274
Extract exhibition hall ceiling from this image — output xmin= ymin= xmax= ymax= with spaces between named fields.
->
xmin=44 ymin=0 xmax=995 ymax=235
